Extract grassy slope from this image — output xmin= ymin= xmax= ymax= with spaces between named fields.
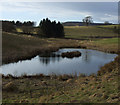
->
xmin=79 ymin=38 xmax=119 ymax=53
xmin=2 ymin=32 xmax=81 ymax=64
xmin=64 ymin=25 xmax=118 ymax=39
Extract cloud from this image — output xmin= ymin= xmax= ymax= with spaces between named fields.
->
xmin=0 ymin=2 xmax=118 ymax=24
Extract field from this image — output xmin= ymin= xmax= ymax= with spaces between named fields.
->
xmin=64 ymin=25 xmax=118 ymax=39
xmin=2 ymin=25 xmax=120 ymax=103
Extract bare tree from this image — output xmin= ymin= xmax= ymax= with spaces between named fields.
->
xmin=82 ymin=16 xmax=93 ymax=26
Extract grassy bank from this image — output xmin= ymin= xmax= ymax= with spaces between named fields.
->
xmin=2 ymin=32 xmax=82 ymax=64
xmin=2 ymin=55 xmax=119 ymax=103
xmin=79 ymin=38 xmax=119 ymax=53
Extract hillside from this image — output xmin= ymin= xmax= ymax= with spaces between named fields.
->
xmin=62 ymin=21 xmax=113 ymax=26
xmin=64 ymin=25 xmax=118 ymax=40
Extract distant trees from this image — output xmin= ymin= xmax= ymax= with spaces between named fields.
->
xmin=16 ymin=21 xmax=35 ymax=27
xmin=2 ymin=20 xmax=35 ymax=34
xmin=82 ymin=16 xmax=93 ymax=26
xmin=38 ymin=18 xmax=64 ymax=38
xmin=2 ymin=21 xmax=16 ymax=32
xmin=16 ymin=21 xmax=35 ymax=34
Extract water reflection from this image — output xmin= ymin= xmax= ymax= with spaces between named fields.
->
xmin=82 ymin=50 xmax=91 ymax=63
xmin=38 ymin=54 xmax=61 ymax=65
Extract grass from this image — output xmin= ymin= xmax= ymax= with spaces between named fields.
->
xmin=64 ymin=25 xmax=118 ymax=39
xmin=2 ymin=55 xmax=119 ymax=103
xmin=2 ymin=32 xmax=82 ymax=64
xmin=94 ymin=38 xmax=118 ymax=44
xmin=79 ymin=38 xmax=119 ymax=53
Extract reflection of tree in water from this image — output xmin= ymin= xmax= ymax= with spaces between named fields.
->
xmin=38 ymin=53 xmax=61 ymax=65
xmin=82 ymin=50 xmax=91 ymax=63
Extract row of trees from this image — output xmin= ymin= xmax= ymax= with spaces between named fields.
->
xmin=39 ymin=18 xmax=64 ymax=38
xmin=15 ymin=21 xmax=35 ymax=27
xmin=2 ymin=20 xmax=35 ymax=32
xmin=2 ymin=19 xmax=64 ymax=38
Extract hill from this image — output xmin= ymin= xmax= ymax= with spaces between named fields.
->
xmin=62 ymin=21 xmax=113 ymax=26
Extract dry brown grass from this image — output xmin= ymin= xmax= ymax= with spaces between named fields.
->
xmin=3 ymin=82 xmax=18 ymax=92
xmin=2 ymin=32 xmax=81 ymax=64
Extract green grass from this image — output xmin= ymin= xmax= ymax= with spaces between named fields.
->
xmin=64 ymin=25 xmax=118 ymax=39
xmin=94 ymin=38 xmax=118 ymax=44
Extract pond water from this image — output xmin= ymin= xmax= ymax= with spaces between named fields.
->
xmin=1 ymin=48 xmax=117 ymax=76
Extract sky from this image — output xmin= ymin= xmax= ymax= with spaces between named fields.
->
xmin=0 ymin=2 xmax=118 ymax=25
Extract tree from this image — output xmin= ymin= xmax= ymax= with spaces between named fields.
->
xmin=82 ymin=16 xmax=93 ymax=26
xmin=16 ymin=21 xmax=22 ymax=26
xmin=39 ymin=18 xmax=64 ymax=38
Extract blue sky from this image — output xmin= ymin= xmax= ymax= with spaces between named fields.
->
xmin=0 ymin=2 xmax=118 ymax=25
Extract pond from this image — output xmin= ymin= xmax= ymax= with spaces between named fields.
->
xmin=1 ymin=48 xmax=117 ymax=76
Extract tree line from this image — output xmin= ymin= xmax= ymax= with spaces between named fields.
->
xmin=2 ymin=20 xmax=35 ymax=32
xmin=2 ymin=19 xmax=64 ymax=38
